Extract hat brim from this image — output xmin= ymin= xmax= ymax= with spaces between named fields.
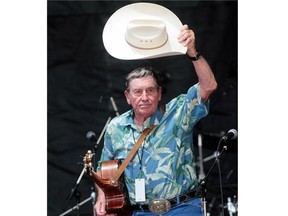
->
xmin=102 ymin=2 xmax=187 ymax=60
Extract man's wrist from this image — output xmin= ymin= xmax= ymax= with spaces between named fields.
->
xmin=187 ymin=51 xmax=201 ymax=61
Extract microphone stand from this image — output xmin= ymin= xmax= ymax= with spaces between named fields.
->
xmin=92 ymin=98 xmax=118 ymax=161
xmin=197 ymin=134 xmax=205 ymax=180
xmin=195 ymin=141 xmax=228 ymax=216
xmin=59 ymin=187 xmax=96 ymax=216
xmin=60 ymin=98 xmax=118 ymax=216
xmin=96 ymin=116 xmax=111 ymax=148
xmin=62 ymin=167 xmax=86 ymax=216
xmin=94 ymin=96 xmax=118 ymax=149
xmin=61 ymin=127 xmax=104 ymax=216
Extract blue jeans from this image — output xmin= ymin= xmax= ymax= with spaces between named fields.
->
xmin=132 ymin=198 xmax=203 ymax=216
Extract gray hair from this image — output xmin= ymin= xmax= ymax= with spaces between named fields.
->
xmin=125 ymin=66 xmax=161 ymax=90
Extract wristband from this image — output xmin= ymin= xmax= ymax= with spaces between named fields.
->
xmin=187 ymin=51 xmax=201 ymax=61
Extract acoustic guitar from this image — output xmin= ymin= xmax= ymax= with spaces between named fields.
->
xmin=83 ymin=126 xmax=155 ymax=215
xmin=83 ymin=150 xmax=132 ymax=216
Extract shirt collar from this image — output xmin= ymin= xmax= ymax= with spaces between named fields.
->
xmin=124 ymin=106 xmax=165 ymax=130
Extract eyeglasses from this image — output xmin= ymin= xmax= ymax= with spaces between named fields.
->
xmin=130 ymin=87 xmax=159 ymax=97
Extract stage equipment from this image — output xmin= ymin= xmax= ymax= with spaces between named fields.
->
xmin=59 ymin=97 xmax=120 ymax=216
xmin=195 ymin=129 xmax=238 ymax=216
xmin=198 ymin=134 xmax=205 ymax=180
xmin=110 ymin=96 xmax=119 ymax=116
xmin=59 ymin=187 xmax=96 ymax=216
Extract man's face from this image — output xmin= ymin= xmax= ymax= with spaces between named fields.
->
xmin=124 ymin=76 xmax=162 ymax=118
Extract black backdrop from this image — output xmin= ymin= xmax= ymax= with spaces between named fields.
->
xmin=48 ymin=1 xmax=238 ymax=215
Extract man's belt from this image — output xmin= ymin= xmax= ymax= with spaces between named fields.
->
xmin=131 ymin=189 xmax=198 ymax=214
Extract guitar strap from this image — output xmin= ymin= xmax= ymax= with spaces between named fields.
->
xmin=110 ymin=125 xmax=156 ymax=185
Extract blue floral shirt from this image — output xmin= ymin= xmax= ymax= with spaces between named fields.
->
xmin=97 ymin=84 xmax=209 ymax=204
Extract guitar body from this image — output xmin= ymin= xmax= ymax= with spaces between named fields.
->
xmin=83 ymin=152 xmax=131 ymax=216
xmin=97 ymin=160 xmax=131 ymax=215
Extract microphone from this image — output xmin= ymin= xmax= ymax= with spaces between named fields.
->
xmin=86 ymin=131 xmax=98 ymax=149
xmin=221 ymin=129 xmax=238 ymax=141
xmin=110 ymin=96 xmax=120 ymax=116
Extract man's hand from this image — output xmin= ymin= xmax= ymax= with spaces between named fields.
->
xmin=178 ymin=24 xmax=197 ymax=57
xmin=94 ymin=194 xmax=116 ymax=216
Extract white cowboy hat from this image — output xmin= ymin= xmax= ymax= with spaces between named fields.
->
xmin=102 ymin=2 xmax=187 ymax=60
